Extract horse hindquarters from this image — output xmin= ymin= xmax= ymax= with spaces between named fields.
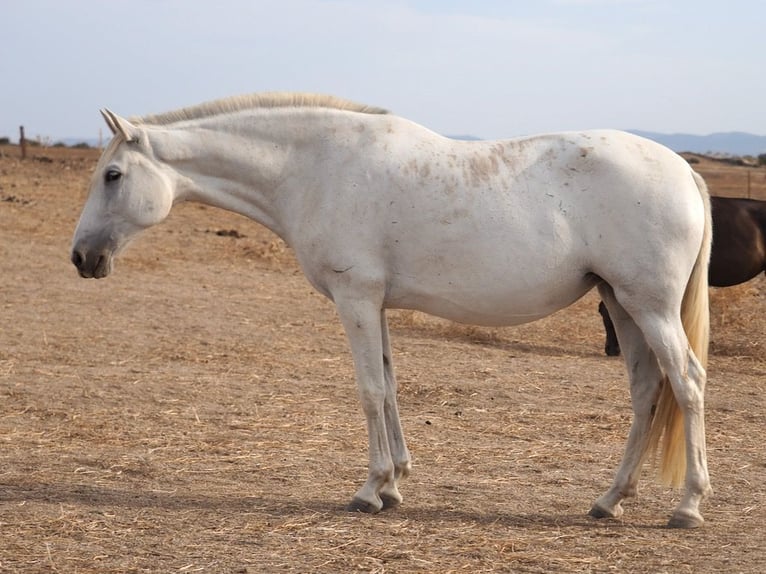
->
xmin=591 ymin=301 xmax=710 ymax=528
xmin=592 ymin=171 xmax=712 ymax=528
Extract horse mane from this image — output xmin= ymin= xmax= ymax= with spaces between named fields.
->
xmin=133 ymin=92 xmax=390 ymax=126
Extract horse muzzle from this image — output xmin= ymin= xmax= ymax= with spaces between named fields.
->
xmin=71 ymin=246 xmax=113 ymax=279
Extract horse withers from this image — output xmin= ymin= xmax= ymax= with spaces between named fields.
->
xmin=601 ymin=195 xmax=766 ymax=356
xmin=71 ymin=93 xmax=712 ymax=527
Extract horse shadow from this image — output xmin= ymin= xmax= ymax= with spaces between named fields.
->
xmin=393 ymin=320 xmax=607 ymax=360
xmin=0 ymin=480 xmax=667 ymax=530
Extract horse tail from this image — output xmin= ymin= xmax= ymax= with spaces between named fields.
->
xmin=647 ymin=169 xmax=712 ymax=487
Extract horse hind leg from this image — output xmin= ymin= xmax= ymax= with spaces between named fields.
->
xmin=605 ymin=280 xmax=711 ymax=528
xmin=631 ymin=312 xmax=711 ymax=528
xmin=589 ymin=285 xmax=664 ymax=520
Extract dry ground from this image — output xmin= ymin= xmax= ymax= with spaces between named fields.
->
xmin=0 ymin=144 xmax=764 ymax=573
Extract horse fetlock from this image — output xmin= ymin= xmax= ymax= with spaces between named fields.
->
xmin=620 ymin=485 xmax=638 ymax=499
xmin=395 ymin=459 xmax=412 ymax=480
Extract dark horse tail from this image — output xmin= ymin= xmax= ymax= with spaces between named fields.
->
xmin=645 ymin=170 xmax=712 ymax=487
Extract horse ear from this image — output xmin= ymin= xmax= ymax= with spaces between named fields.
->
xmin=100 ymin=108 xmax=139 ymax=143
xmin=100 ymin=109 xmax=118 ymax=135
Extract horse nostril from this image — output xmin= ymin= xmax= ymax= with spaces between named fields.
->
xmin=71 ymin=250 xmax=84 ymax=269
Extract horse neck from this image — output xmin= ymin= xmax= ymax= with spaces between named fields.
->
xmin=149 ymin=114 xmax=307 ymax=240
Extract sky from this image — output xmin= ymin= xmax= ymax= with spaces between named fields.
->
xmin=1 ymin=0 xmax=764 ymax=142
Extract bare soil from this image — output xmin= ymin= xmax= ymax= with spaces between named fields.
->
xmin=0 ymin=144 xmax=764 ymax=573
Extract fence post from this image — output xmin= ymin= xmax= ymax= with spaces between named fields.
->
xmin=19 ymin=125 xmax=26 ymax=159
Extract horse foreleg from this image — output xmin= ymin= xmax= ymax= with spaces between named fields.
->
xmin=380 ymin=310 xmax=411 ymax=508
xmin=335 ymin=296 xmax=398 ymax=513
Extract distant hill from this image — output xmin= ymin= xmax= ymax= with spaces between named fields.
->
xmin=628 ymin=130 xmax=766 ymax=156
xmin=447 ymin=134 xmax=483 ymax=141
xmin=55 ymin=137 xmax=102 ymax=148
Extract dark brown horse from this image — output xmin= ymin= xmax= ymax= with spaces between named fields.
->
xmin=601 ymin=195 xmax=766 ymax=356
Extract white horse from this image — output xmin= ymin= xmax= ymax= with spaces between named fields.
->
xmin=71 ymin=93 xmax=712 ymax=528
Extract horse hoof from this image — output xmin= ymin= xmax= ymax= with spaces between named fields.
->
xmin=346 ymin=497 xmax=381 ymax=514
xmin=588 ymin=503 xmax=623 ymax=520
xmin=380 ymin=493 xmax=402 ymax=510
xmin=667 ymin=511 xmax=704 ymax=529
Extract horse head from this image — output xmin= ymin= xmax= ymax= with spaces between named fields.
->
xmin=71 ymin=110 xmax=176 ymax=278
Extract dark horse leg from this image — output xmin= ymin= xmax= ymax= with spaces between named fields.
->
xmin=598 ymin=300 xmax=621 ymax=356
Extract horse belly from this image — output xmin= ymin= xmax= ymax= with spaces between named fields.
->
xmin=385 ymin=256 xmax=597 ymax=327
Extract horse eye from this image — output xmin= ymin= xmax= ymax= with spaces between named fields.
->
xmin=105 ymin=169 xmax=122 ymax=183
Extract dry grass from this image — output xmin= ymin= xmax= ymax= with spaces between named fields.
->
xmin=0 ymin=145 xmax=764 ymax=573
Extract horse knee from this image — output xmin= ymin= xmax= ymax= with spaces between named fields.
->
xmin=358 ymin=386 xmax=386 ymax=414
